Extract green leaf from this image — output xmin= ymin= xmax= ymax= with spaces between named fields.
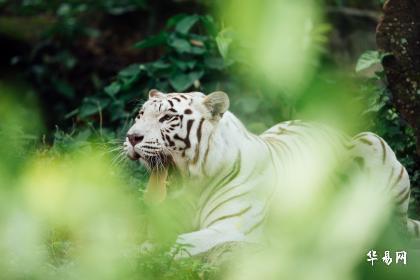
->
xmin=118 ymin=64 xmax=141 ymax=77
xmin=204 ymin=57 xmax=225 ymax=70
xmin=52 ymin=79 xmax=75 ymax=99
xmin=57 ymin=3 xmax=71 ymax=17
xmin=151 ymin=60 xmax=171 ymax=70
xmin=169 ymin=71 xmax=204 ymax=92
xmin=74 ymin=129 xmax=92 ymax=142
xmin=104 ymin=82 xmax=121 ymax=96
xmin=170 ymin=57 xmax=196 ymax=71
xmin=121 ymin=75 xmax=139 ymax=90
xmin=64 ymin=108 xmax=79 ymax=119
xmin=355 ymin=51 xmax=387 ymax=72
xmin=79 ymin=98 xmax=110 ymax=118
xmin=168 ymin=38 xmax=191 ymax=53
xmin=216 ymin=29 xmax=233 ymax=59
xmin=201 ymin=15 xmax=217 ymax=36
xmin=108 ymin=100 xmax=127 ymax=121
xmin=116 ymin=64 xmax=143 ymax=90
xmin=134 ymin=32 xmax=167 ymax=49
xmin=56 ymin=51 xmax=77 ymax=69
xmin=175 ymin=15 xmax=199 ymax=34
xmin=166 ymin=14 xmax=188 ymax=29
xmin=189 ymin=46 xmax=206 ymax=55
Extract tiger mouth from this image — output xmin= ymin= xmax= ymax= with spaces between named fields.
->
xmin=128 ymin=152 xmax=140 ymax=160
xmin=141 ymin=154 xmax=172 ymax=170
xmin=140 ymin=154 xmax=174 ymax=205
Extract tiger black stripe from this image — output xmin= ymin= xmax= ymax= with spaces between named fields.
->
xmin=358 ymin=138 xmax=373 ymax=145
xmin=208 ymin=166 xmax=260 ymax=207
xmin=203 ymin=191 xmax=251 ymax=222
xmin=379 ymin=138 xmax=387 ymax=164
xmin=245 ymin=216 xmax=265 ymax=235
xmin=199 ymin=164 xmax=240 ymax=213
xmin=207 ymin=153 xmax=241 ymax=194
xmin=390 ymin=166 xmax=405 ymax=189
xmin=196 ymin=118 xmax=204 ymax=143
xmin=179 ymin=115 xmax=184 ymax=128
xmin=266 ymin=137 xmax=293 ymax=157
xmin=267 ymin=138 xmax=294 ymax=165
xmin=396 ymin=188 xmax=410 ymax=205
xmin=201 ymin=139 xmax=211 ymax=176
xmin=395 ymin=185 xmax=408 ymax=198
xmin=205 ymin=206 xmax=252 ymax=228
xmin=165 ymin=134 xmax=175 ymax=146
xmin=174 ymin=119 xmax=194 ymax=151
xmin=353 ymin=132 xmax=370 ymax=140
xmin=343 ymin=142 xmax=355 ymax=150
xmin=385 ymin=167 xmax=395 ymax=189
xmin=278 ymin=128 xmax=306 ymax=138
xmin=199 ymin=154 xmax=241 ymax=224
xmin=191 ymin=118 xmax=205 ymax=164
xmin=264 ymin=137 xmax=276 ymax=157
xmin=142 ymin=145 xmax=159 ymax=150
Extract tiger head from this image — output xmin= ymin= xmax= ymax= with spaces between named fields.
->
xmin=124 ymin=89 xmax=229 ymax=204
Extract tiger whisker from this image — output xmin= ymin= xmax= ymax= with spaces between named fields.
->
xmin=111 ymin=151 xmax=128 ymax=167
xmin=111 ymin=151 xmax=124 ymax=164
xmin=106 ymin=146 xmax=125 ymax=153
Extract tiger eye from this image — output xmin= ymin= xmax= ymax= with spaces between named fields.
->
xmin=159 ymin=114 xmax=174 ymax=123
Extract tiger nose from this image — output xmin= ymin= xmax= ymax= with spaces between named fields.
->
xmin=127 ymin=133 xmax=144 ymax=146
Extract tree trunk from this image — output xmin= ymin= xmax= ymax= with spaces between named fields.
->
xmin=376 ymin=0 xmax=420 ymax=155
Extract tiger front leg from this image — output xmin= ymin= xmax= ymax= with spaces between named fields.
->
xmin=171 ymin=226 xmax=245 ymax=259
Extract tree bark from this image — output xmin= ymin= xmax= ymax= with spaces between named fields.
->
xmin=376 ymin=0 xmax=420 ymax=155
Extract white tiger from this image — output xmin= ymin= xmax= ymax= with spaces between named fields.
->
xmin=124 ymin=89 xmax=420 ymax=257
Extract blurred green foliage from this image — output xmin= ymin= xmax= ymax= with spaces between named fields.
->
xmin=1 ymin=0 xmax=420 ymax=279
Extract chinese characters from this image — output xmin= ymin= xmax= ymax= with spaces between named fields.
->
xmin=367 ymin=250 xmax=407 ymax=266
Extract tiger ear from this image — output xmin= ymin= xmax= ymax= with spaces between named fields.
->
xmin=149 ymin=89 xmax=165 ymax=99
xmin=203 ymin=91 xmax=230 ymax=118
